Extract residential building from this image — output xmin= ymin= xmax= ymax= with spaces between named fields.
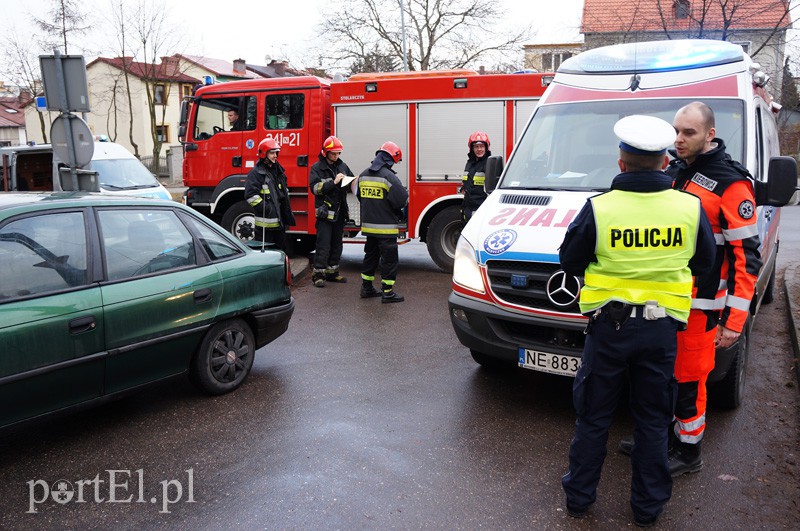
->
xmin=0 ymin=88 xmax=29 ymax=147
xmin=523 ymin=43 xmax=584 ymax=73
xmin=581 ymin=0 xmax=792 ymax=97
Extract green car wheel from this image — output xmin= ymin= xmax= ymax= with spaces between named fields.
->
xmin=190 ymin=319 xmax=256 ymax=395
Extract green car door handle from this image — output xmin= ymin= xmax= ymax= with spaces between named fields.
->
xmin=69 ymin=315 xmax=96 ymax=334
xmin=193 ymin=288 xmax=212 ymax=304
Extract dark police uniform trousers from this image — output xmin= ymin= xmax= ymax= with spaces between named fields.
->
xmin=562 ymin=307 xmax=679 ymax=519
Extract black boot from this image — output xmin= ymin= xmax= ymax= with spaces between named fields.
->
xmin=381 ymin=283 xmax=404 ymax=303
xmin=360 ymin=281 xmax=381 ymax=298
xmin=325 ymin=269 xmax=347 ymax=283
xmin=668 ymin=441 xmax=703 ymax=476
xmin=312 ymin=271 xmax=325 ymax=288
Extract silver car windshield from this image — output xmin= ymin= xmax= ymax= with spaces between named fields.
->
xmin=91 ymin=159 xmax=161 ymax=189
xmin=502 ymin=98 xmax=745 ymax=191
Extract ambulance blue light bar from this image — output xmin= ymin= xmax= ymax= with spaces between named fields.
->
xmin=559 ymin=39 xmax=746 ymax=75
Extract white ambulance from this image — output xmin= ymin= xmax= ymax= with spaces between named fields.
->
xmin=448 ymin=39 xmax=797 ymax=409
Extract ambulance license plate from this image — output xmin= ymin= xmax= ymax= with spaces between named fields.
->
xmin=518 ymin=348 xmax=581 ymax=377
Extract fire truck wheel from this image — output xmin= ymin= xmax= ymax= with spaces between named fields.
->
xmin=221 ymin=201 xmax=257 ymax=242
xmin=427 ymin=206 xmax=464 ymax=273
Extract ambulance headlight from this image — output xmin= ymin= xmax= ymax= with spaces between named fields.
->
xmin=452 ymin=236 xmax=485 ymax=294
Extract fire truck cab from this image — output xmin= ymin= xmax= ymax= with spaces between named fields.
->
xmin=179 ymin=70 xmax=551 ymax=270
xmin=449 ymin=39 xmax=798 ymax=408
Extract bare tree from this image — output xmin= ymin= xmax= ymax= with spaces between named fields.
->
xmin=1 ymin=31 xmax=49 ymax=142
xmin=108 ymin=0 xmax=141 ymax=156
xmin=33 ymin=0 xmax=90 ymax=54
xmin=317 ymin=0 xmax=530 ymax=73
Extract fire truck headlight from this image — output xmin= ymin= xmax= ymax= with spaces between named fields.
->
xmin=452 ymin=236 xmax=485 ymax=294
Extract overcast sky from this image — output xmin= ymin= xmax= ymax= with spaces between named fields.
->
xmin=4 ymin=0 xmax=584 ymax=70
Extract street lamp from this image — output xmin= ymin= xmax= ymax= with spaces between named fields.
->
xmin=399 ymin=0 xmax=409 ymax=71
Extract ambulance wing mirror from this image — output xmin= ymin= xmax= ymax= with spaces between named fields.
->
xmin=756 ymin=156 xmax=798 ymax=207
xmin=484 ymin=155 xmax=504 ymax=193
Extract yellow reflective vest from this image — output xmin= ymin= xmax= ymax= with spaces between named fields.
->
xmin=580 ymin=189 xmax=702 ymax=322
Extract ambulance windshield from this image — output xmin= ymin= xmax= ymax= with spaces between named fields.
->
xmin=502 ymin=99 xmax=745 ymax=191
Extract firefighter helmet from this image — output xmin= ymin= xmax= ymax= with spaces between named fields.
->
xmin=322 ymin=136 xmax=344 ymax=155
xmin=377 ymin=141 xmax=402 ymax=163
xmin=468 ymin=131 xmax=490 ymax=149
xmin=257 ymin=137 xmax=280 ymax=158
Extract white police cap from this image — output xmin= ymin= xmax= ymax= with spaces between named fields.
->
xmin=614 ymin=115 xmax=676 ymax=156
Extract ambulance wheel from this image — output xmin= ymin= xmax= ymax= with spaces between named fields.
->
xmin=470 ymin=350 xmax=513 ymax=371
xmin=427 ymin=206 xmax=464 ymax=273
xmin=711 ymin=326 xmax=749 ymax=410
xmin=222 ymin=201 xmax=257 ymax=242
xmin=762 ymin=260 xmax=776 ymax=304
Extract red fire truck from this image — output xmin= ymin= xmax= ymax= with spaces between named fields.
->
xmin=179 ymin=70 xmax=551 ymax=270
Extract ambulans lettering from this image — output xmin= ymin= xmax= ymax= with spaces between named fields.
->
xmin=489 ymin=207 xmax=577 ymax=228
xmin=360 ymin=186 xmax=384 ymax=199
xmin=608 ymin=226 xmax=686 ymax=249
xmin=690 ymin=173 xmax=718 ymax=192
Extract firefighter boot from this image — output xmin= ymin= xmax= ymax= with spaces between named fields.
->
xmin=312 ymin=270 xmax=326 ymax=288
xmin=381 ymin=283 xmax=404 ymax=303
xmin=668 ymin=441 xmax=703 ymax=477
xmin=325 ymin=268 xmax=348 ymax=283
xmin=360 ymin=281 xmax=382 ymax=298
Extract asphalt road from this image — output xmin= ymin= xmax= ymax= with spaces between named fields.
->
xmin=0 ymin=212 xmax=798 ymax=529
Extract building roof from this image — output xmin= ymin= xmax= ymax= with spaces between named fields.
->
xmin=87 ymin=57 xmax=200 ymax=84
xmin=176 ymin=54 xmax=260 ymax=79
xmin=582 ymin=0 xmax=792 ymax=34
xmin=246 ymin=60 xmax=309 ymax=78
xmin=0 ymin=97 xmax=27 ymax=128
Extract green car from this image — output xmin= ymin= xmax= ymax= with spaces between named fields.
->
xmin=0 ymin=193 xmax=294 ymax=429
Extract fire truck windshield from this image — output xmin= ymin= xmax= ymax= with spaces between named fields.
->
xmin=501 ymin=98 xmax=745 ymax=191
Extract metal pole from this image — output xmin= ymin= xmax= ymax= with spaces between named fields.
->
xmin=53 ymin=49 xmax=79 ymax=191
xmin=399 ymin=0 xmax=409 ymax=71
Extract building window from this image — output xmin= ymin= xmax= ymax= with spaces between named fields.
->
xmin=541 ymin=52 xmax=573 ymax=72
xmin=154 ymin=83 xmax=166 ymax=105
xmin=732 ymin=41 xmax=751 ymax=53
xmin=155 ymin=125 xmax=170 ymax=143
xmin=674 ymin=0 xmax=690 ymax=19
xmin=181 ymin=83 xmax=193 ymax=99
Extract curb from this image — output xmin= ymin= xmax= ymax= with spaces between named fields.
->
xmin=289 ymin=255 xmax=310 ymax=283
xmin=783 ymin=263 xmax=800 ymax=385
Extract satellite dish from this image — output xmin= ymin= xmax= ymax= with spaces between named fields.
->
xmin=50 ymin=114 xmax=94 ymax=167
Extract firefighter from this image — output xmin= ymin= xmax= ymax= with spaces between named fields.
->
xmin=357 ymin=141 xmax=409 ymax=303
xmin=244 ymin=138 xmax=296 ymax=252
xmin=227 ymin=110 xmax=241 ymax=131
xmin=666 ymin=101 xmax=761 ymax=474
xmin=461 ymin=131 xmax=491 ymax=222
xmin=309 ymin=136 xmax=355 ymax=287
xmin=559 ymin=115 xmax=715 ymax=527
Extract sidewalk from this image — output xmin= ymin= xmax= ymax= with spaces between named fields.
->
xmin=783 ymin=263 xmax=800 ymax=384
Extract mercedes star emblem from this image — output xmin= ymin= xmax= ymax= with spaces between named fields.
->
xmin=546 ymin=270 xmax=581 ymax=308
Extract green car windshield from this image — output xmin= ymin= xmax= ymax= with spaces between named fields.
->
xmin=501 ymin=98 xmax=745 ymax=191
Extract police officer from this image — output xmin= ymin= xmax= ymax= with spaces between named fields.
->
xmin=559 ymin=115 xmax=715 ymax=527
xmin=244 ymin=138 xmax=295 ymax=252
xmin=309 ymin=136 xmax=355 ymax=287
xmin=357 ymin=141 xmax=409 ymax=303
xmin=461 ymin=131 xmax=491 ymax=222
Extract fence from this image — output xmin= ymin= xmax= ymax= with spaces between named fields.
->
xmin=140 ymin=155 xmax=170 ymax=179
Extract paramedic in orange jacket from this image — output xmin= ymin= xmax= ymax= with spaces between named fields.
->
xmin=666 ymin=101 xmax=761 ymax=475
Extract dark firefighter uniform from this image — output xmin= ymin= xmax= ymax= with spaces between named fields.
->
xmin=309 ymin=152 xmax=354 ymax=282
xmin=462 ymin=146 xmax=491 ymax=221
xmin=559 ymin=115 xmax=715 ymax=527
xmin=244 ymin=157 xmax=295 ymax=252
xmin=357 ymin=148 xmax=409 ymax=302
xmin=667 ymin=137 xmax=761 ymax=453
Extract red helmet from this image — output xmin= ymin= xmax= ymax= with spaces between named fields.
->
xmin=468 ymin=131 xmax=490 ymax=149
xmin=321 ymin=135 xmax=344 ymax=155
xmin=378 ymin=141 xmax=402 ymax=163
xmin=257 ymin=137 xmax=280 ymax=158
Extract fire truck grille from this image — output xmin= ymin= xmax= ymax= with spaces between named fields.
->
xmin=486 ymin=260 xmax=581 ymax=313
xmin=499 ymin=194 xmax=552 ymax=206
